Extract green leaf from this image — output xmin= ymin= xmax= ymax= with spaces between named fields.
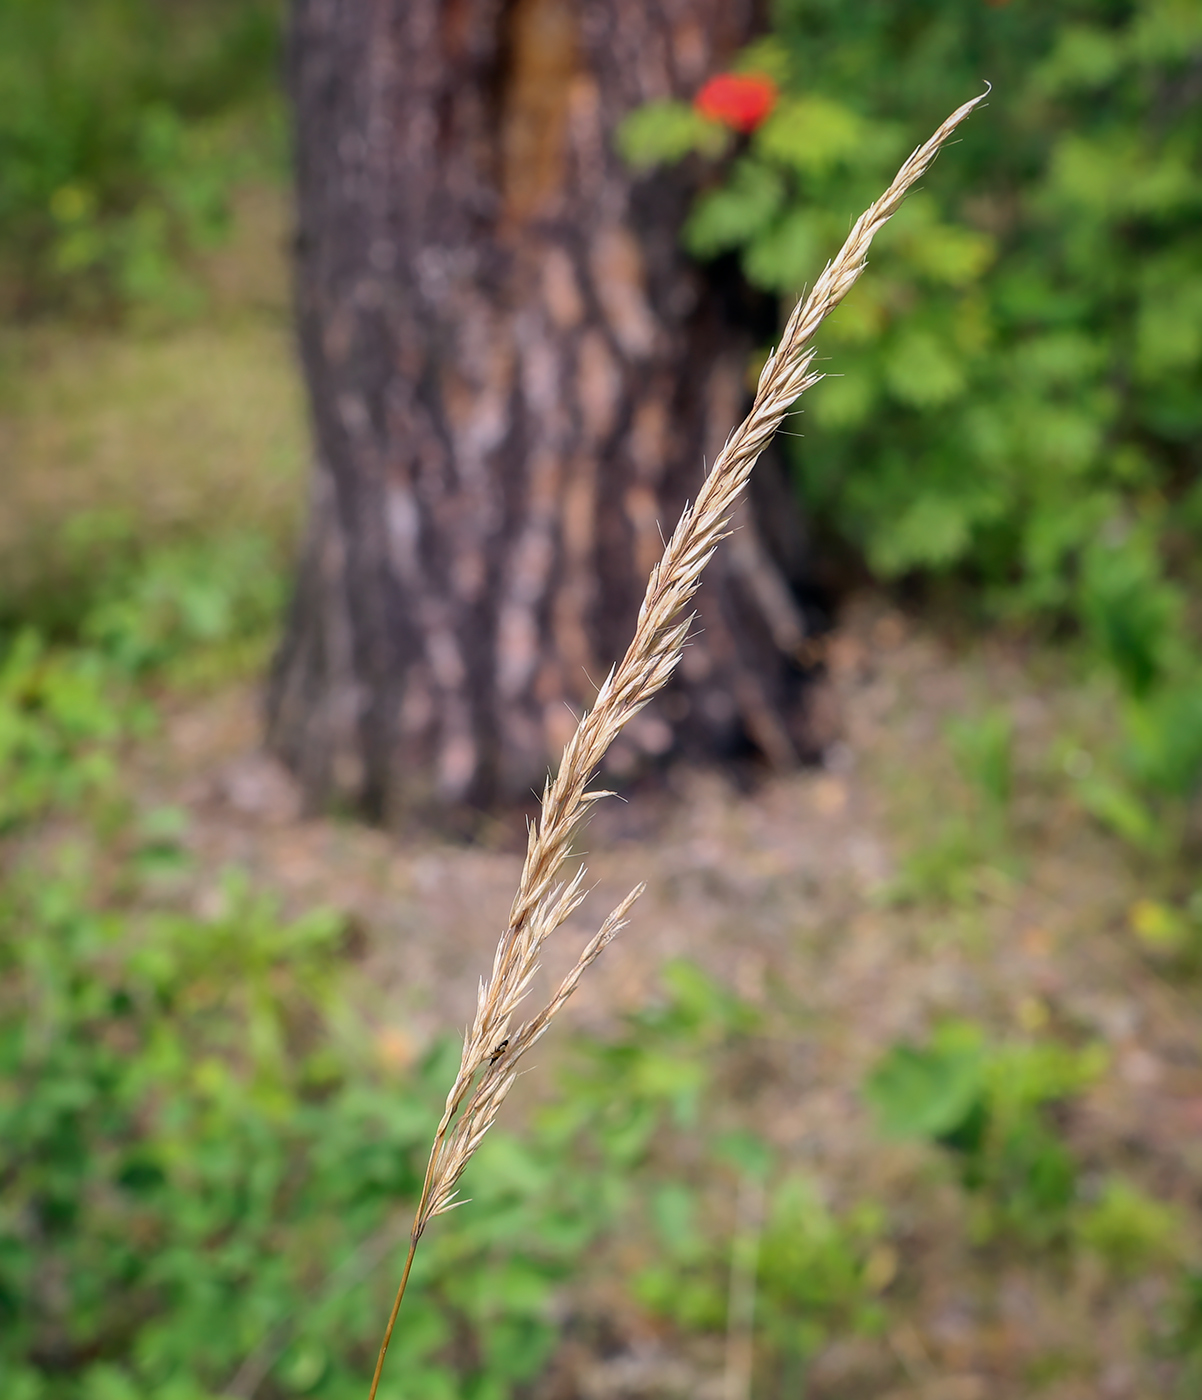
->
xmin=754 ymin=95 xmax=867 ymax=176
xmin=650 ymin=1183 xmax=704 ymax=1259
xmin=883 ymin=329 xmax=965 ymax=408
xmin=1034 ymin=25 xmax=1125 ymax=94
xmin=743 ymin=207 xmax=822 ymax=291
xmin=1123 ymin=682 xmax=1202 ymax=796
xmin=864 ymin=1023 xmax=986 ymax=1141
xmin=868 ymin=492 xmax=975 ymax=575
xmin=1074 ymin=771 xmax=1162 ymax=850
xmin=683 ymin=160 xmax=784 ymax=260
xmin=615 ymin=100 xmax=727 ymax=171
xmin=731 ymin=36 xmax=792 ymax=84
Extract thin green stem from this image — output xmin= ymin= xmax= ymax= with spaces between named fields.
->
xmin=366 ymin=1234 xmax=419 ymax=1400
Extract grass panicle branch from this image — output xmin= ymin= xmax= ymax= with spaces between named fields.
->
xmin=367 ymin=88 xmax=988 ymax=1400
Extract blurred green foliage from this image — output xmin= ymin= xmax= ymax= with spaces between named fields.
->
xmin=885 ymin=707 xmax=1019 ymax=907
xmin=0 ymin=597 xmax=785 ymax=1398
xmin=861 ymin=1020 xmax=1179 ymax=1258
xmin=3 ymin=3 xmax=1199 ymax=1387
xmin=0 ymin=0 xmax=283 ymax=317
xmin=1170 ymin=1267 xmax=1202 ymax=1395
xmin=0 ymin=845 xmax=606 ymax=1400
xmin=551 ymin=964 xmax=891 ymax=1389
xmin=0 ymin=782 xmax=783 ymax=1400
xmin=0 ymin=478 xmax=1187 ymax=1399
xmin=620 ymin=0 xmax=1202 ymax=842
xmin=1128 ymin=891 xmax=1202 ymax=970
xmin=634 ymin=1167 xmax=889 ymax=1384
xmin=0 ymin=630 xmax=139 ymax=832
xmin=0 ymin=529 xmax=286 ymax=831
xmin=80 ymin=531 xmax=287 ymax=684
xmin=0 ymin=558 xmax=913 ymax=1397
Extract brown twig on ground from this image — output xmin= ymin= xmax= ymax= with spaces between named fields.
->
xmin=367 ymin=87 xmax=989 ymax=1400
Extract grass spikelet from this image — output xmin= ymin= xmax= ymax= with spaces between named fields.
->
xmin=367 ymin=88 xmax=989 ymax=1400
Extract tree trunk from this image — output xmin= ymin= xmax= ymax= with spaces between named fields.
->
xmin=270 ymin=0 xmax=824 ymax=827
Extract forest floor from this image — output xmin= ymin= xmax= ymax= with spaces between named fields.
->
xmin=134 ymin=595 xmax=1202 ymax=1400
xmin=3 ymin=183 xmax=1200 ymax=1399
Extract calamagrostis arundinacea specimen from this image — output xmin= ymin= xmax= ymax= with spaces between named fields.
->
xmin=368 ymin=88 xmax=989 ymax=1400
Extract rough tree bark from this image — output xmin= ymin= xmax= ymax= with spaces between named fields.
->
xmin=270 ymin=0 xmax=825 ymax=826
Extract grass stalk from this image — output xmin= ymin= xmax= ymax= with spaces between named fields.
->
xmin=367 ymin=87 xmax=988 ymax=1400
xmin=367 ymin=1239 xmax=418 ymax=1400
xmin=724 ymin=1172 xmax=767 ymax=1400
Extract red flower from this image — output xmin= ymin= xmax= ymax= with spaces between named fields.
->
xmin=694 ymin=72 xmax=778 ymax=134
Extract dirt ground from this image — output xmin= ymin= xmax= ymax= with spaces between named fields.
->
xmin=128 ymin=593 xmax=1202 ymax=1400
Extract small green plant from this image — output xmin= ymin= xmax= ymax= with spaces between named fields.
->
xmin=1128 ymin=892 xmax=1202 ymax=967
xmin=82 ymin=532 xmax=287 ymax=684
xmin=1168 ymin=1268 xmax=1202 ymax=1397
xmin=545 ymin=958 xmax=758 ymax=1160
xmin=0 ymin=529 xmax=287 ymax=834
xmin=886 ymin=706 xmax=1017 ymax=907
xmin=1074 ymin=1177 xmax=1181 ymax=1276
xmin=886 ymin=824 xmax=984 ymax=907
xmin=948 ymin=708 xmax=1014 ymax=825
xmin=865 ymin=1021 xmax=1106 ymax=1247
xmin=0 ymin=629 xmax=142 ymax=832
xmin=553 ymin=975 xmax=891 ymax=1391
xmin=632 ymin=1169 xmax=889 ymax=1385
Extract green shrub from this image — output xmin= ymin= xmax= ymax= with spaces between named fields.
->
xmin=865 ymin=1021 xmax=1106 ymax=1247
xmin=619 ymin=0 xmax=1202 ymax=831
xmin=0 ymin=0 xmax=282 ymax=317
xmin=630 ymin=1164 xmax=889 ymax=1385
